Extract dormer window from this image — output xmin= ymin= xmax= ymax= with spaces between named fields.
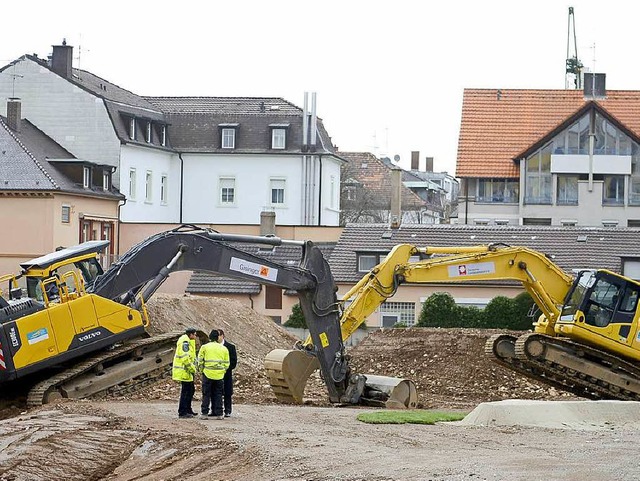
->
xmin=161 ymin=125 xmax=167 ymax=146
xmin=129 ymin=118 xmax=136 ymax=140
xmin=83 ymin=166 xmax=91 ymax=189
xmin=102 ymin=170 xmax=110 ymax=191
xmin=270 ymin=124 xmax=289 ymax=150
xmin=146 ymin=121 xmax=152 ymax=143
xmin=222 ymin=128 xmax=235 ymax=148
xmin=219 ymin=123 xmax=239 ymax=149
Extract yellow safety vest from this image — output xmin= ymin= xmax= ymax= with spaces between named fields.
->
xmin=172 ymin=334 xmax=196 ymax=382
xmin=198 ymin=341 xmax=230 ymax=380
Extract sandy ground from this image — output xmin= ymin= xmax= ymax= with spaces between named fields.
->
xmin=2 ymin=296 xmax=640 ymax=480
xmin=2 ymin=400 xmax=640 ymax=481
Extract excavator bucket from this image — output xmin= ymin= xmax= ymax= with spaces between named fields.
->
xmin=265 ymin=349 xmax=418 ymax=408
xmin=361 ymin=374 xmax=418 ymax=409
xmin=264 ymin=349 xmax=320 ymax=404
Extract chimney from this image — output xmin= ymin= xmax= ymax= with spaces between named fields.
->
xmin=425 ymin=157 xmax=434 ymax=172
xmin=390 ymin=168 xmax=402 ymax=229
xmin=260 ymin=210 xmax=276 ymax=236
xmin=51 ymin=39 xmax=73 ymax=79
xmin=411 ymin=151 xmax=419 ymax=170
xmin=6 ymin=98 xmax=21 ymax=132
xmin=584 ymin=73 xmax=606 ymax=99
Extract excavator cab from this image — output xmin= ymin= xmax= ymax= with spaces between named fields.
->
xmin=553 ymin=270 xmax=640 ymax=354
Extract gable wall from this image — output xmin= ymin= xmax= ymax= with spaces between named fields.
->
xmin=0 ymin=59 xmax=121 ymax=184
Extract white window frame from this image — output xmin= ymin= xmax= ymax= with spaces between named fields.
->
xmin=145 ymin=170 xmax=153 ymax=203
xmin=83 ymin=166 xmax=90 ymax=189
xmin=272 ymin=128 xmax=286 ymax=149
xmin=129 ymin=118 xmax=136 ymax=140
xmin=129 ymin=168 xmax=137 ymax=200
xmin=221 ymin=128 xmax=236 ymax=149
xmin=146 ymin=121 xmax=152 ymax=143
xmin=220 ymin=177 xmax=236 ymax=205
xmin=160 ymin=174 xmax=168 ymax=205
xmin=270 ymin=178 xmax=286 ymax=206
xmin=161 ymin=125 xmax=167 ymax=146
xmin=358 ymin=254 xmax=378 ymax=272
xmin=61 ymin=205 xmax=71 ymax=224
xmin=102 ymin=171 xmax=110 ymax=191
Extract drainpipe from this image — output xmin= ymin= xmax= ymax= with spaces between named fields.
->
xmin=116 ymin=197 xmax=127 ymax=259
xmin=588 ymin=109 xmax=595 ymax=192
xmin=464 ymin=179 xmax=469 ymax=225
xmin=179 ymin=153 xmax=185 ymax=223
xmin=317 ymin=155 xmax=323 ymax=226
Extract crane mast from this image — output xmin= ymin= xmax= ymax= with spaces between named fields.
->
xmin=565 ymin=6 xmax=583 ymax=89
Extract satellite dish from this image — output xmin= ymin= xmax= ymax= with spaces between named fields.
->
xmin=393 ymin=154 xmax=401 ymax=162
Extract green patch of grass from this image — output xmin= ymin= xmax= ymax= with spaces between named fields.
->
xmin=356 ymin=409 xmax=467 ymax=425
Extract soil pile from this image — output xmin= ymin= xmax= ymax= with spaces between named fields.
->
xmin=133 ymin=294 xmax=317 ymax=405
xmin=349 ymin=328 xmax=579 ymax=410
xmin=137 ymin=295 xmax=578 ymax=409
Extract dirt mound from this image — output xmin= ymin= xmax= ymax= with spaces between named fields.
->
xmin=140 ymin=295 xmax=578 ymax=410
xmin=126 ymin=294 xmax=327 ymax=406
xmin=349 ymin=328 xmax=579 ymax=410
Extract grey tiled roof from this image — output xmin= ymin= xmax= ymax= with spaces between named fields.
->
xmin=0 ymin=119 xmax=57 ymax=190
xmin=188 ymin=274 xmax=261 ymax=295
xmin=186 ymin=242 xmax=335 ymax=294
xmin=145 ymin=97 xmax=337 ymax=154
xmin=144 ymin=97 xmax=301 ymax=114
xmin=0 ymin=117 xmax=123 ymax=198
xmin=330 ymin=223 xmax=640 ymax=283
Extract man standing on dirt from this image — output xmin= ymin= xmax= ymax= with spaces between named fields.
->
xmin=172 ymin=327 xmax=198 ymax=419
xmin=198 ymin=329 xmax=230 ymax=419
xmin=217 ymin=329 xmax=237 ymax=417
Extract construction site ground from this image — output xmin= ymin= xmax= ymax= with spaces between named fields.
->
xmin=2 ymin=295 xmax=639 ymax=481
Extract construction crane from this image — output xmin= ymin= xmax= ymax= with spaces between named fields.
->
xmin=565 ymin=6 xmax=583 ymax=89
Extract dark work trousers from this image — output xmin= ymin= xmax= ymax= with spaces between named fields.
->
xmin=201 ymin=375 xmax=224 ymax=416
xmin=223 ymin=370 xmax=234 ymax=415
xmin=178 ymin=381 xmax=195 ymax=416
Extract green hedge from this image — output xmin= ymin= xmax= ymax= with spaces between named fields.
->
xmin=416 ymin=291 xmax=536 ymax=330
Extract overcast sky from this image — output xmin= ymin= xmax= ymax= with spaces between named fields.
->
xmin=1 ymin=1 xmax=637 ymax=175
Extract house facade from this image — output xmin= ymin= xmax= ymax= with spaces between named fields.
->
xmin=339 ymin=151 xmax=446 ymax=225
xmin=0 ymin=104 xmax=123 ymax=275
xmin=456 ymin=80 xmax=640 ymax=227
xmin=329 ymin=223 xmax=640 ymax=327
xmin=0 ymin=42 xmax=343 ymax=238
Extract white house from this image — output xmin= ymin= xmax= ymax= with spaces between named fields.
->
xmin=0 ymin=41 xmax=343 ymax=234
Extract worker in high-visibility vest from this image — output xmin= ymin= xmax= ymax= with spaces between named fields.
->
xmin=172 ymin=327 xmax=198 ymax=418
xmin=198 ymin=329 xmax=230 ymax=419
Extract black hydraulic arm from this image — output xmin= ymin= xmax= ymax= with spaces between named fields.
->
xmin=89 ymin=225 xmax=348 ymax=401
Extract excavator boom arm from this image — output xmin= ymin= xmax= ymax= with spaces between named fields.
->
xmin=338 ymin=244 xmax=574 ymax=342
xmin=90 ymin=225 xmax=348 ymax=402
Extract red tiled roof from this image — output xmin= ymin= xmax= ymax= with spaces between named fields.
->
xmin=456 ymin=89 xmax=640 ymax=178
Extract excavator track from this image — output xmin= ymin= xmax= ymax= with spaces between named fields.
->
xmin=483 ymin=334 xmax=586 ymax=397
xmin=513 ymin=333 xmax=640 ymax=401
xmin=26 ymin=332 xmax=181 ymax=407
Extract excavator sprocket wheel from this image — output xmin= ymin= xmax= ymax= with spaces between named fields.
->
xmin=264 ymin=349 xmax=320 ymax=404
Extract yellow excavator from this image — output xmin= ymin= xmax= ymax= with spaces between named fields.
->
xmin=0 ymin=225 xmax=413 ymax=408
xmin=266 ymin=242 xmax=640 ymax=402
